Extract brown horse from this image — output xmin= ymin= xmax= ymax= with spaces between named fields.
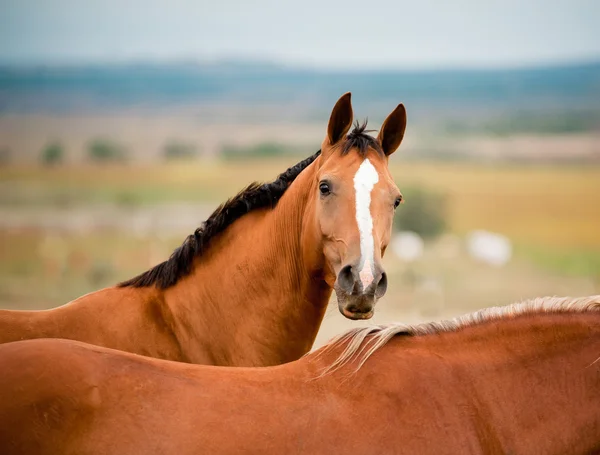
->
xmin=0 ymin=295 xmax=598 ymax=455
xmin=0 ymin=93 xmax=407 ymax=366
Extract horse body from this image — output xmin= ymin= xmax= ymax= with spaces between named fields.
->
xmin=1 ymin=297 xmax=599 ymax=454
xmin=0 ymin=94 xmax=407 ymax=366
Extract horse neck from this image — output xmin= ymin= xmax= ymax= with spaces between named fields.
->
xmin=163 ymin=160 xmax=332 ymax=366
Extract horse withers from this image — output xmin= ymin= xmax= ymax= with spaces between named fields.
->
xmin=0 ymin=93 xmax=407 ymax=366
xmin=1 ymin=296 xmax=599 ymax=454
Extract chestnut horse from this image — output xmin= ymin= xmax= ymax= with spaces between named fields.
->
xmin=1 ymin=296 xmax=599 ymax=455
xmin=0 ymin=93 xmax=406 ymax=366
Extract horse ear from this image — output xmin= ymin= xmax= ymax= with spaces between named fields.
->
xmin=377 ymin=103 xmax=407 ymax=156
xmin=326 ymin=92 xmax=353 ymax=145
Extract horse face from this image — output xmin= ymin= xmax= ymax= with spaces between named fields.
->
xmin=315 ymin=93 xmax=406 ymax=320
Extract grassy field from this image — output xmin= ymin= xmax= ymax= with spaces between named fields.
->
xmin=1 ymin=158 xmax=599 ymax=339
xmin=3 ymin=158 xmax=600 ymax=248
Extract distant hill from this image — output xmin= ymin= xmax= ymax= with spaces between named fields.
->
xmin=1 ymin=60 xmax=599 ymax=129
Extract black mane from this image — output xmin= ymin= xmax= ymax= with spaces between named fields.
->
xmin=118 ymin=151 xmax=321 ymax=289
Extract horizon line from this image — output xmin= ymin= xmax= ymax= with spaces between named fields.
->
xmin=1 ymin=55 xmax=599 ymax=73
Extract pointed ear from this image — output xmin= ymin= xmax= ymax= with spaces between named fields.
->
xmin=326 ymin=92 xmax=353 ymax=145
xmin=377 ymin=103 xmax=407 ymax=156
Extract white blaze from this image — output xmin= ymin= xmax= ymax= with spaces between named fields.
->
xmin=353 ymin=159 xmax=379 ymax=289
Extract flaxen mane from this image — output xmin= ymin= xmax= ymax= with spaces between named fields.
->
xmin=119 ymin=121 xmax=383 ymax=289
xmin=319 ymin=295 xmax=600 ymax=375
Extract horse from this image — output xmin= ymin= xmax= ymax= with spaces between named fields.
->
xmin=0 ymin=93 xmax=407 ymax=367
xmin=1 ymin=295 xmax=598 ymax=455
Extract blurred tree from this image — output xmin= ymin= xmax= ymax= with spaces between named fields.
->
xmin=393 ymin=186 xmax=447 ymax=239
xmin=88 ymin=139 xmax=127 ymax=162
xmin=40 ymin=142 xmax=64 ymax=166
xmin=163 ymin=140 xmax=198 ymax=160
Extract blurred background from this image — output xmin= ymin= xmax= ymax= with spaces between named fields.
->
xmin=1 ymin=0 xmax=599 ymax=347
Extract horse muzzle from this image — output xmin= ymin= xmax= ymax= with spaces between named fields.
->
xmin=334 ymin=263 xmax=388 ymax=320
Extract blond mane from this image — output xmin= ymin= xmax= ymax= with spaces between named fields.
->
xmin=318 ymin=295 xmax=600 ymax=376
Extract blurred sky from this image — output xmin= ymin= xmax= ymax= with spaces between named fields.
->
xmin=1 ymin=0 xmax=599 ymax=69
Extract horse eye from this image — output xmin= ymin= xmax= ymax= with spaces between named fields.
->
xmin=319 ymin=182 xmax=331 ymax=196
xmin=394 ymin=196 xmax=402 ymax=209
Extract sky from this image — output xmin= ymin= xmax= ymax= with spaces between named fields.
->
xmin=1 ymin=0 xmax=599 ymax=69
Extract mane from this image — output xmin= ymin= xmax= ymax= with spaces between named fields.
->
xmin=342 ymin=120 xmax=384 ymax=156
xmin=319 ymin=295 xmax=600 ymax=375
xmin=119 ymin=150 xmax=321 ymax=289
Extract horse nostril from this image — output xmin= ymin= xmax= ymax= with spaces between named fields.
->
xmin=375 ymin=272 xmax=388 ymax=298
xmin=337 ymin=265 xmax=355 ymax=293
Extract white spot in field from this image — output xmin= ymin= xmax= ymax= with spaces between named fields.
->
xmin=391 ymin=231 xmax=424 ymax=262
xmin=466 ymin=230 xmax=512 ymax=267
xmin=353 ymin=159 xmax=379 ymax=289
